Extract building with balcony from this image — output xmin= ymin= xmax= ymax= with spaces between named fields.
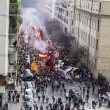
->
xmin=46 ymin=0 xmax=57 ymax=19
xmin=74 ymin=0 xmax=110 ymax=80
xmin=55 ymin=0 xmax=75 ymax=35
xmin=0 ymin=0 xmax=9 ymax=92
xmin=46 ymin=0 xmax=75 ymax=36
xmin=0 ymin=0 xmax=20 ymax=97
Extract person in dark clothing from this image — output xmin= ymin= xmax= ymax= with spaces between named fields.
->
xmin=5 ymin=103 xmax=8 ymax=110
xmin=2 ymin=106 xmax=5 ymax=110
xmin=92 ymin=86 xmax=95 ymax=94
xmin=36 ymin=104 xmax=38 ymax=110
xmin=40 ymin=105 xmax=43 ymax=110
xmin=42 ymin=94 xmax=45 ymax=103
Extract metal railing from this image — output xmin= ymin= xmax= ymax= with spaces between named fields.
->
xmin=8 ymin=46 xmax=17 ymax=53
xmin=8 ymin=65 xmax=16 ymax=73
xmin=9 ymin=27 xmax=17 ymax=34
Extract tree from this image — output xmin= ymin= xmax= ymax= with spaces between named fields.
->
xmin=45 ymin=20 xmax=61 ymax=35
xmin=45 ymin=20 xmax=88 ymax=66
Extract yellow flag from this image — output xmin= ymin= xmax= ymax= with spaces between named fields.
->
xmin=31 ymin=61 xmax=39 ymax=73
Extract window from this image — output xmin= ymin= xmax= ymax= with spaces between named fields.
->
xmin=99 ymin=3 xmax=101 ymax=12
xmin=66 ymin=20 xmax=68 ymax=24
xmin=96 ymin=39 xmax=98 ymax=50
xmin=67 ymin=11 xmax=68 ymax=16
xmin=65 ymin=27 xmax=67 ymax=32
xmin=72 ymin=20 xmax=74 ymax=25
xmin=88 ymin=3 xmax=89 ymax=9
xmin=97 ymin=20 xmax=100 ymax=32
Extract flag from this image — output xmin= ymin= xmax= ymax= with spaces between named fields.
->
xmin=46 ymin=58 xmax=53 ymax=74
xmin=31 ymin=61 xmax=39 ymax=73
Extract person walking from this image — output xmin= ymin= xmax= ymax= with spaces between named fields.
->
xmin=46 ymin=96 xmax=49 ymax=103
xmin=35 ymin=104 xmax=38 ymax=110
xmin=92 ymin=86 xmax=95 ymax=95
xmin=52 ymin=96 xmax=55 ymax=104
xmin=83 ymin=87 xmax=85 ymax=98
xmin=40 ymin=105 xmax=43 ymax=110
xmin=5 ymin=102 xmax=8 ymax=110
xmin=12 ymin=93 xmax=15 ymax=102
xmin=42 ymin=93 xmax=45 ymax=103
xmin=64 ymin=88 xmax=66 ymax=97
xmin=38 ymin=92 xmax=41 ymax=102
xmin=92 ymin=100 xmax=97 ymax=109
xmin=60 ymin=87 xmax=63 ymax=95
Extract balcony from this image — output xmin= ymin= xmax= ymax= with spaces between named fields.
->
xmin=9 ymin=3 xmax=19 ymax=14
xmin=8 ymin=45 xmax=17 ymax=54
xmin=9 ymin=27 xmax=17 ymax=34
xmin=9 ymin=15 xmax=22 ymax=34
xmin=8 ymin=65 xmax=16 ymax=73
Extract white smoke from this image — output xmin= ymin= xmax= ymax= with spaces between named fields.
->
xmin=19 ymin=0 xmax=52 ymax=53
xmin=34 ymin=40 xmax=48 ymax=53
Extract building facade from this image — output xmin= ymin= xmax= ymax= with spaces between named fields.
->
xmin=46 ymin=0 xmax=75 ymax=36
xmin=46 ymin=0 xmax=57 ymax=19
xmin=74 ymin=0 xmax=110 ymax=80
xmin=0 ymin=0 xmax=21 ymax=107
xmin=0 ymin=0 xmax=20 ymax=95
xmin=0 ymin=0 xmax=9 ymax=95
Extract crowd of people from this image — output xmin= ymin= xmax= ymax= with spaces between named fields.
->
xmin=2 ymin=32 xmax=109 ymax=110
xmin=8 ymin=90 xmax=20 ymax=103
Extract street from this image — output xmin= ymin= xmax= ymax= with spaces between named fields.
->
xmin=7 ymin=82 xmax=109 ymax=110
xmin=5 ymin=0 xmax=110 ymax=110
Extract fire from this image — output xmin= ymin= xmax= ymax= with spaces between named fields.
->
xmin=38 ymin=52 xmax=47 ymax=59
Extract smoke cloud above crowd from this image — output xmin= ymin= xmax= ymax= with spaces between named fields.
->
xmin=20 ymin=0 xmax=51 ymax=53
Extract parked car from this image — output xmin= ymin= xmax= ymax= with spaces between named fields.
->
xmin=25 ymin=57 xmax=31 ymax=64
xmin=23 ymin=89 xmax=34 ymax=101
xmin=23 ymin=73 xmax=33 ymax=81
xmin=25 ymin=82 xmax=33 ymax=89
xmin=69 ymin=89 xmax=82 ymax=101
xmin=23 ymin=69 xmax=33 ymax=81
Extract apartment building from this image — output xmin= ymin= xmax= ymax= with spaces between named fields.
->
xmin=46 ymin=0 xmax=75 ymax=36
xmin=0 ymin=0 xmax=20 ymax=95
xmin=55 ymin=1 xmax=74 ymax=35
xmin=0 ymin=0 xmax=9 ymax=97
xmin=46 ymin=0 xmax=57 ymax=19
xmin=8 ymin=0 xmax=21 ymax=89
xmin=74 ymin=0 xmax=110 ymax=80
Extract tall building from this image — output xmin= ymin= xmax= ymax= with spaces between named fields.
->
xmin=46 ymin=0 xmax=75 ymax=36
xmin=55 ymin=0 xmax=75 ymax=35
xmin=46 ymin=0 xmax=57 ymax=19
xmin=74 ymin=0 xmax=110 ymax=80
xmin=0 ymin=0 xmax=20 ymax=106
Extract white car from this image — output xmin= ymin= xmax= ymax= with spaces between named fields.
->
xmin=25 ymin=82 xmax=33 ymax=89
xmin=25 ymin=69 xmax=31 ymax=74
xmin=25 ymin=55 xmax=30 ymax=59
xmin=25 ymin=69 xmax=33 ymax=76
xmin=25 ymin=57 xmax=30 ymax=64
xmin=25 ymin=89 xmax=33 ymax=96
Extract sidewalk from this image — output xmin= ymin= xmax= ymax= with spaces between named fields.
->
xmin=7 ymin=85 xmax=22 ymax=110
